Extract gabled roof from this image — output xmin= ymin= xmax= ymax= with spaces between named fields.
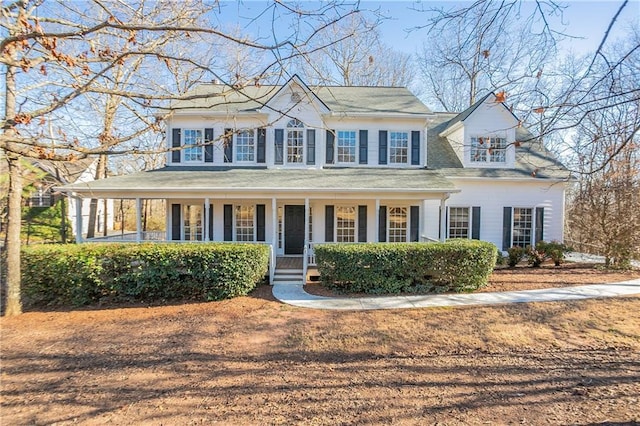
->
xmin=428 ymin=112 xmax=569 ymax=180
xmin=170 ymin=77 xmax=431 ymax=116
xmin=440 ymin=92 xmax=519 ymax=136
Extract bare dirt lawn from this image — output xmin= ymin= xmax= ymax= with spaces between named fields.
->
xmin=2 ymin=264 xmax=640 ymax=425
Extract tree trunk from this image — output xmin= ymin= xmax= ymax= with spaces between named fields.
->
xmin=85 ymin=154 xmax=107 ymax=239
xmin=5 ymin=156 xmax=23 ymax=316
xmin=4 ymin=39 xmax=22 ymax=315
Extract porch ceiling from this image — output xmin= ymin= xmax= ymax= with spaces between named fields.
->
xmin=58 ymin=167 xmax=458 ymax=198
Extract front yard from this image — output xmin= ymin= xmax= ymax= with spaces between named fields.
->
xmin=2 ymin=264 xmax=640 ymax=424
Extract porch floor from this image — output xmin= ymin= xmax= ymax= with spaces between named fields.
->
xmin=276 ymin=256 xmax=303 ymax=269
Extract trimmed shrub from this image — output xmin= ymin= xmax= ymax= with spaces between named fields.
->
xmin=545 ymin=241 xmax=572 ymax=266
xmin=22 ymin=243 xmax=269 ymax=307
xmin=314 ymin=240 xmax=498 ymax=294
xmin=507 ymin=246 xmax=526 ymax=267
xmin=526 ymin=243 xmax=547 ymax=267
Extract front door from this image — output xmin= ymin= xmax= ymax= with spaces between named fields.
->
xmin=284 ymin=205 xmax=305 ymax=255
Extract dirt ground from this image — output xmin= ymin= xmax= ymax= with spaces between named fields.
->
xmin=2 ymin=264 xmax=640 ymax=425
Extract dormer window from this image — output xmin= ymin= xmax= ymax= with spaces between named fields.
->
xmin=471 ymin=136 xmax=506 ymax=163
xmin=286 ymin=119 xmax=304 ymax=164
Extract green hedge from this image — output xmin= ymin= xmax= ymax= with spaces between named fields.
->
xmin=22 ymin=243 xmax=270 ymax=307
xmin=315 ymin=240 xmax=498 ymax=294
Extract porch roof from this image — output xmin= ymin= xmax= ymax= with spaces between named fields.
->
xmin=59 ymin=167 xmax=458 ymax=198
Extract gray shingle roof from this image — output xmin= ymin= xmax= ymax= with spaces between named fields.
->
xmin=428 ymin=112 xmax=570 ymax=180
xmin=60 ymin=167 xmax=457 ymax=196
xmin=171 ymin=84 xmax=431 ymax=115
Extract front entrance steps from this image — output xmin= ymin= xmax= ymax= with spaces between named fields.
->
xmin=274 ymin=256 xmax=304 ymax=285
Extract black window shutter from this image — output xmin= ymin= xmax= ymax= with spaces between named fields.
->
xmin=379 ymin=130 xmax=387 ymax=165
xmin=307 ymin=129 xmax=316 ymax=165
xmin=256 ymin=204 xmax=266 ymax=242
xmin=471 ymin=206 xmax=481 ymax=240
xmin=445 ymin=207 xmax=449 ymax=239
xmin=224 ymin=204 xmax=233 ymax=241
xmin=224 ymin=128 xmax=233 ymax=163
xmin=326 ymin=130 xmax=335 ymax=164
xmin=378 ymin=206 xmax=387 ymax=242
xmin=171 ymin=128 xmax=181 ymax=163
xmin=325 ymin=205 xmax=334 ymax=242
xmin=204 ymin=128 xmax=214 ymax=163
xmin=359 ymin=130 xmax=368 ymax=164
xmin=411 ymin=130 xmax=420 ymax=165
xmin=274 ymin=129 xmax=284 ymax=165
xmin=171 ymin=203 xmax=181 ymax=240
xmin=410 ymin=205 xmax=419 ymax=242
xmin=502 ymin=207 xmax=512 ymax=250
xmin=535 ymin=207 xmax=544 ymax=244
xmin=358 ymin=205 xmax=367 ymax=242
xmin=208 ymin=204 xmax=214 ymax=241
xmin=438 ymin=206 xmax=442 ymax=240
xmin=257 ymin=128 xmax=266 ymax=163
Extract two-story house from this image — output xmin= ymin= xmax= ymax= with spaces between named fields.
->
xmin=60 ymin=75 xmax=569 ymax=283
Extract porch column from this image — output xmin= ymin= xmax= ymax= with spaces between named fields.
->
xmin=74 ymin=196 xmax=83 ymax=244
xmin=303 ymin=197 xmax=310 ymax=279
xmin=270 ymin=197 xmax=277 ymax=285
xmin=375 ymin=198 xmax=380 ymax=242
xmin=204 ymin=198 xmax=210 ymax=242
xmin=439 ymin=195 xmax=449 ymax=242
xmin=135 ymin=197 xmax=142 ymax=243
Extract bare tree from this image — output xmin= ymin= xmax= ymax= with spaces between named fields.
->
xmin=1 ymin=0 xmax=361 ymax=315
xmin=565 ymin=32 xmax=640 ymax=265
xmin=300 ymin=14 xmax=413 ymax=87
xmin=415 ymin=0 xmax=559 ymax=112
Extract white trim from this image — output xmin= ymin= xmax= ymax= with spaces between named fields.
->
xmin=181 ymin=128 xmax=205 ymax=163
xmin=233 ymin=204 xmax=257 ymax=242
xmin=335 ymin=130 xmax=358 ymax=165
xmin=334 ymin=205 xmax=358 ymax=243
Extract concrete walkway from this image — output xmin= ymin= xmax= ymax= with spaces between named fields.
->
xmin=272 ymin=278 xmax=640 ymax=311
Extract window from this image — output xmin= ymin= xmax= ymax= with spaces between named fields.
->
xmin=29 ymin=188 xmax=51 ymax=207
xmin=512 ymin=208 xmax=533 ymax=247
xmin=337 ymin=131 xmax=356 ymax=163
xmin=287 ymin=119 xmax=304 ymax=163
xmin=336 ymin=206 xmax=356 ymax=242
xmin=236 ymin=130 xmax=255 ymax=162
xmin=235 ymin=205 xmax=255 ymax=242
xmin=388 ymin=207 xmax=407 ymax=242
xmin=183 ymin=129 xmax=203 ymax=162
xmin=184 ymin=205 xmax=203 ymax=241
xmin=389 ymin=132 xmax=408 ymax=164
xmin=448 ymin=207 xmax=469 ymax=239
xmin=471 ymin=136 xmax=507 ymax=163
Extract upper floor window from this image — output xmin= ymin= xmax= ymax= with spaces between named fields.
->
xmin=287 ymin=119 xmax=304 ymax=164
xmin=337 ymin=131 xmax=356 ymax=163
xmin=388 ymin=206 xmax=408 ymax=242
xmin=471 ymin=136 xmax=506 ymax=163
xmin=183 ymin=129 xmax=203 ymax=162
xmin=236 ymin=130 xmax=255 ymax=162
xmin=389 ymin=132 xmax=408 ymax=164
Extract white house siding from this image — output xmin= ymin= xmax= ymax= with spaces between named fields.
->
xmin=423 ymin=179 xmax=566 ymax=251
xmin=168 ymin=101 xmax=429 ymax=170
xmin=166 ymin=194 xmax=437 ymax=255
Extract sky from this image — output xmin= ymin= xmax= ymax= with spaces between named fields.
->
xmin=372 ymin=1 xmax=639 ymax=55
xmin=216 ymin=1 xmax=639 ymax=57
